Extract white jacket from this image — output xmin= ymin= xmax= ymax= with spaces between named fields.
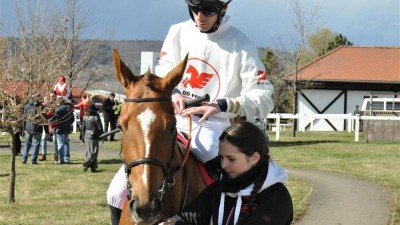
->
xmin=156 ymin=15 xmax=274 ymax=120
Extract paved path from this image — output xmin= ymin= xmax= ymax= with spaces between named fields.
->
xmin=288 ymin=168 xmax=393 ymax=225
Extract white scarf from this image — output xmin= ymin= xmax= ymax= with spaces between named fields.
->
xmin=217 ymin=160 xmax=288 ymax=225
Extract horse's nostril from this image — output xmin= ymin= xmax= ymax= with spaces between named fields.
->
xmin=129 ymin=199 xmax=136 ymax=214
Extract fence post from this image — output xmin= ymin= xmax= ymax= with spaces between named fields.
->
xmin=276 ymin=113 xmax=281 ymax=141
xmin=347 ymin=113 xmax=352 ymax=133
xmin=354 ymin=114 xmax=360 ymax=142
xmin=72 ymin=112 xmax=78 ymax=133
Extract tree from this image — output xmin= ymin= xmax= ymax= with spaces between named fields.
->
xmin=309 ymin=28 xmax=336 ymax=56
xmin=0 ymin=0 xmax=98 ymax=203
xmin=309 ymin=29 xmax=353 ymax=56
xmin=262 ymin=48 xmax=292 ymax=113
xmin=327 ymin=34 xmax=353 ymax=51
xmin=273 ymin=0 xmax=320 ymax=137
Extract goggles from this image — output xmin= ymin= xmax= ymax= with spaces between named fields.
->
xmin=189 ymin=5 xmax=223 ymax=17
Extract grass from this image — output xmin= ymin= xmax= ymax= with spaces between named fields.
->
xmin=0 ymin=131 xmax=399 ymax=225
xmin=268 ymin=130 xmax=400 ymax=224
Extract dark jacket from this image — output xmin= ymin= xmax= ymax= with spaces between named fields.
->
xmin=49 ymin=103 xmax=75 ymax=134
xmin=175 ymin=161 xmax=293 ymax=225
xmin=102 ymin=97 xmax=116 ymax=121
xmin=23 ymin=101 xmax=43 ymax=134
xmin=82 ymin=114 xmax=104 ymax=139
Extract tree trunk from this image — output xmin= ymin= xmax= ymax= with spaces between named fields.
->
xmin=291 ymin=91 xmax=298 ymax=137
xmin=9 ymin=131 xmax=16 ymax=203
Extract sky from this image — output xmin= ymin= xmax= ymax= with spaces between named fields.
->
xmin=0 ymin=0 xmax=399 ymax=48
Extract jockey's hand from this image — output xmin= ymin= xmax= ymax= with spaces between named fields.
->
xmin=181 ymin=102 xmax=221 ymax=122
xmin=158 ymin=217 xmax=178 ymax=225
xmin=171 ymin=93 xmax=187 ymax=114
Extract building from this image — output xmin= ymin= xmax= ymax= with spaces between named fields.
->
xmin=283 ymin=46 xmax=400 ymax=131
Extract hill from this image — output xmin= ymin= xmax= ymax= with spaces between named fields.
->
xmin=77 ymin=40 xmax=267 ymax=95
xmin=76 ymin=40 xmax=163 ymax=95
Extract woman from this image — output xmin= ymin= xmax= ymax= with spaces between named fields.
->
xmin=81 ymin=104 xmax=103 ymax=173
xmin=74 ymin=94 xmax=91 ymax=139
xmin=53 ymin=75 xmax=71 ymax=101
xmin=74 ymin=94 xmax=91 ymax=121
xmin=160 ymin=122 xmax=293 ymax=225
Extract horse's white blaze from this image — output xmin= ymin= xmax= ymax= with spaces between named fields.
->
xmin=137 ymin=107 xmax=156 ymax=188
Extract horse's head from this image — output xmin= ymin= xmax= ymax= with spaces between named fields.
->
xmin=113 ymin=49 xmax=188 ymax=224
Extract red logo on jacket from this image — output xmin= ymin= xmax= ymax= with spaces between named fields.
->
xmin=183 ymin=65 xmax=213 ymax=89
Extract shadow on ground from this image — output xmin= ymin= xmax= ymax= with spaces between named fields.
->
xmin=268 ymin=140 xmax=339 ymax=148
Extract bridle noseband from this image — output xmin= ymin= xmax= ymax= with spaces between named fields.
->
xmin=123 ymin=97 xmax=179 ymax=199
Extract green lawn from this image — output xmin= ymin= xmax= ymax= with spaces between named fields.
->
xmin=0 ymin=131 xmax=398 ymax=225
xmin=268 ymin=131 xmax=399 ymax=224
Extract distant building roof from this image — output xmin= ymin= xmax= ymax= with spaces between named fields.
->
xmin=284 ymin=46 xmax=400 ymax=83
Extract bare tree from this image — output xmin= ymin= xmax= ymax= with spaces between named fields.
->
xmin=273 ymin=0 xmax=320 ymax=137
xmin=0 ymin=0 xmax=98 ymax=203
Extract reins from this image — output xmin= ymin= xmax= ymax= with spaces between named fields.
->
xmin=99 ymin=94 xmax=207 ymax=206
xmin=124 ymin=97 xmax=171 ymax=103
xmin=180 ymin=116 xmax=192 ymax=167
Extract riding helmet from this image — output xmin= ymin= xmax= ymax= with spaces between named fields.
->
xmin=185 ymin=0 xmax=232 ymax=33
xmin=185 ymin=0 xmax=232 ymax=7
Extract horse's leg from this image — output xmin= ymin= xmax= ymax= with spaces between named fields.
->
xmin=119 ymin=198 xmax=134 ymax=225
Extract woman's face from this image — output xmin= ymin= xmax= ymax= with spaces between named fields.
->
xmin=219 ymin=140 xmax=260 ymax=179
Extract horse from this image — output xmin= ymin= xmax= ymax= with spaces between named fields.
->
xmin=112 ymin=49 xmax=207 ymax=225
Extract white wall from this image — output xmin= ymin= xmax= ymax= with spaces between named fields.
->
xmin=298 ymin=89 xmax=399 ymax=131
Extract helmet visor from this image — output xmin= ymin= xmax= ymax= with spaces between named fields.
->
xmin=188 ymin=5 xmax=223 ymax=17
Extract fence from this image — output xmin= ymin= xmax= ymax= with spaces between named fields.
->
xmin=266 ymin=113 xmax=400 ymax=142
xmin=3 ymin=110 xmax=400 ymax=142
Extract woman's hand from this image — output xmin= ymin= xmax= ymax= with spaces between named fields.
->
xmin=181 ymin=102 xmax=221 ymax=122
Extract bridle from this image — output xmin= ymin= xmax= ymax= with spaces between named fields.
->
xmin=122 ymin=97 xmax=190 ymax=201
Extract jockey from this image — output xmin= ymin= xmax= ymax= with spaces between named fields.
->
xmin=53 ymin=75 xmax=71 ymax=102
xmin=106 ymin=0 xmax=274 ymax=224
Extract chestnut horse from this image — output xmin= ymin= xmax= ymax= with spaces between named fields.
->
xmin=112 ymin=49 xmax=207 ymax=225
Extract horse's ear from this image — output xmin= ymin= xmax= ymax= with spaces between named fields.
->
xmin=143 ymin=68 xmax=153 ymax=86
xmin=113 ymin=49 xmax=137 ymax=88
xmin=162 ymin=53 xmax=189 ymax=91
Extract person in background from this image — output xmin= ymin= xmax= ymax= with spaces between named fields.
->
xmin=114 ymin=99 xmax=122 ymax=123
xmin=74 ymin=94 xmax=91 ymax=122
xmin=53 ymin=75 xmax=71 ymax=102
xmin=74 ymin=94 xmax=91 ymax=139
xmin=159 ymin=122 xmax=293 ymax=225
xmin=21 ymin=98 xmax=43 ymax=164
xmin=49 ymin=98 xmax=75 ymax=164
xmin=81 ymin=104 xmax=104 ymax=173
xmin=102 ymin=92 xmax=117 ymax=141
xmin=106 ymin=0 xmax=274 ymax=223
xmin=39 ymin=94 xmax=52 ymax=161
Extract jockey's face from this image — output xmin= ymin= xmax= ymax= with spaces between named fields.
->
xmin=190 ymin=5 xmax=226 ymax=32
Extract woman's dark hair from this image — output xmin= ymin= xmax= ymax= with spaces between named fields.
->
xmin=219 ymin=121 xmax=270 ymax=225
xmin=219 ymin=121 xmax=269 ymax=161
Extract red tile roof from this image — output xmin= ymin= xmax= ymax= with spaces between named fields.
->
xmin=284 ymin=46 xmax=400 ymax=83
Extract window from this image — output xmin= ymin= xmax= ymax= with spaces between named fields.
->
xmin=366 ymin=102 xmax=384 ymax=110
xmin=386 ymin=102 xmax=400 ymax=111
